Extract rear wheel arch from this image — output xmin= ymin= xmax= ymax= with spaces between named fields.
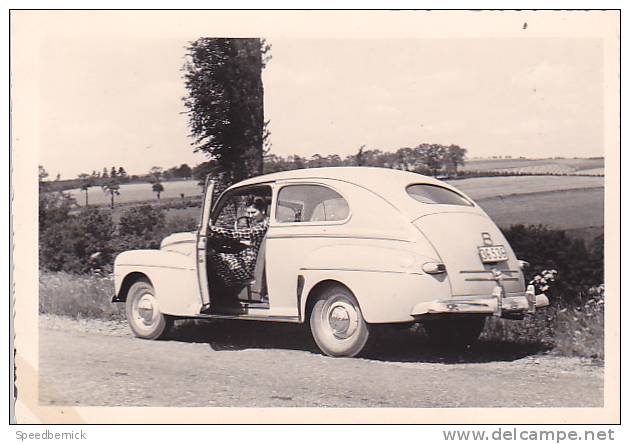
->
xmin=304 ymin=279 xmax=356 ymax=322
xmin=117 ymin=272 xmax=152 ymax=302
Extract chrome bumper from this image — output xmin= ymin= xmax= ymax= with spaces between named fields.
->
xmin=411 ymin=287 xmax=549 ymax=317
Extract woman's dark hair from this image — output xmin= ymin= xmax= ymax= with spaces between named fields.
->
xmin=250 ymin=197 xmax=267 ymax=213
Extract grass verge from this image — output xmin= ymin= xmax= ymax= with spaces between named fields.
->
xmin=39 ymin=271 xmax=124 ymax=321
xmin=482 ymin=301 xmax=604 ymax=359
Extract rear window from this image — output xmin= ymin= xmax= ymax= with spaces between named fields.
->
xmin=406 ymin=184 xmax=473 ymax=206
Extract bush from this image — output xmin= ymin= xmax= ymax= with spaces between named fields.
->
xmin=39 ymin=193 xmax=201 ymax=272
xmin=118 ymin=204 xmax=165 ymax=237
xmin=502 ymin=224 xmax=603 ymax=306
xmin=114 ymin=205 xmax=166 ymax=251
xmin=165 ymin=214 xmax=198 ymax=233
xmin=40 ymin=194 xmax=115 ymax=273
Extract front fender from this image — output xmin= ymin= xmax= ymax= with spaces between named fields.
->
xmin=115 ymin=249 xmax=197 ymax=271
xmin=114 ymin=249 xmax=201 ymax=316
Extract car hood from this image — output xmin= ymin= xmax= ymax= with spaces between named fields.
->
xmin=160 ymin=232 xmax=197 ymax=255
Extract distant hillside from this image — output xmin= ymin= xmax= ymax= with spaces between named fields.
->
xmin=461 ymin=157 xmax=604 ymax=176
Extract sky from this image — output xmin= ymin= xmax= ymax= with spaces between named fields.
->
xmin=37 ymin=36 xmax=604 ymax=179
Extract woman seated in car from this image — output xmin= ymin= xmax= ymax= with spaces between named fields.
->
xmin=208 ymin=197 xmax=269 ymax=288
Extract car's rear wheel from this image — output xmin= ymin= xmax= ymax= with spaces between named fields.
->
xmin=125 ymin=280 xmax=173 ymax=340
xmin=309 ymin=285 xmax=370 ymax=357
xmin=422 ymin=317 xmax=486 ymax=349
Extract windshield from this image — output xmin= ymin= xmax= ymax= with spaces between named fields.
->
xmin=406 ymin=184 xmax=473 ymax=206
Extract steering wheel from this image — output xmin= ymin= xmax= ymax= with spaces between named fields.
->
xmin=235 ymin=215 xmax=251 ymax=230
xmin=207 ymin=235 xmax=250 ymax=254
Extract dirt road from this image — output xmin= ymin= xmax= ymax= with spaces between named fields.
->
xmin=39 ymin=316 xmax=603 ymax=408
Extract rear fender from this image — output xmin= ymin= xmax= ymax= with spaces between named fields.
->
xmin=301 ymin=243 xmax=440 ymax=275
xmin=299 ymin=269 xmax=452 ymax=324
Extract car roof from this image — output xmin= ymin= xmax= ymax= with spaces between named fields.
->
xmin=228 ymin=166 xmax=446 ymax=191
xmin=224 ymin=167 xmax=478 ymax=220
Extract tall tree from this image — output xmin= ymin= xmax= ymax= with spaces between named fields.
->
xmin=416 ymin=143 xmax=445 ymax=176
xmin=38 ymin=165 xmax=49 ymax=191
xmin=394 ymin=147 xmax=417 ymax=171
xmin=354 ymin=145 xmax=367 ymax=166
xmin=177 ymin=164 xmax=192 ymax=179
xmin=183 ymin=38 xmax=271 ymax=186
xmin=78 ymin=173 xmax=92 ymax=206
xmin=152 ymin=182 xmax=164 ymax=200
xmin=443 ymin=144 xmax=467 ymax=174
xmin=149 ymin=166 xmax=163 ymax=181
xmin=38 ymin=165 xmax=49 ymax=181
xmin=102 ymin=179 xmax=120 ymax=209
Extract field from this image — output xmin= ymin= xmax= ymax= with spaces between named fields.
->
xmin=477 ymin=188 xmax=603 ymax=231
xmin=461 ymin=157 xmax=604 ymax=175
xmin=446 ymin=175 xmax=603 ymax=200
xmin=445 ymin=176 xmax=604 ymax=238
xmin=66 ymin=179 xmax=202 ymax=207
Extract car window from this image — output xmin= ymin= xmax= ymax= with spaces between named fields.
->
xmin=212 ymin=186 xmax=272 ymax=228
xmin=276 ymin=185 xmax=349 ymax=223
xmin=276 ymin=200 xmax=304 ymax=223
xmin=214 ymin=197 xmax=239 ymax=228
xmin=310 ymin=198 xmax=349 ymax=222
xmin=406 ymin=184 xmax=473 ymax=206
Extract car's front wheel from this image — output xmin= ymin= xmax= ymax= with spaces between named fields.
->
xmin=422 ymin=316 xmax=486 ymax=349
xmin=125 ymin=280 xmax=173 ymax=340
xmin=309 ymin=285 xmax=370 ymax=357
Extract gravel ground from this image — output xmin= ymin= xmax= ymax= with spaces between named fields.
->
xmin=39 ymin=315 xmax=604 ymax=408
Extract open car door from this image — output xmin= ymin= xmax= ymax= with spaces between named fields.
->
xmin=196 ymin=177 xmax=215 ymax=312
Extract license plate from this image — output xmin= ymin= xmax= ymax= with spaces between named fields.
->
xmin=478 ymin=245 xmax=508 ymax=263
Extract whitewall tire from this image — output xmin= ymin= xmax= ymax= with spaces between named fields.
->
xmin=125 ymin=280 xmax=173 ymax=340
xmin=309 ymin=285 xmax=370 ymax=357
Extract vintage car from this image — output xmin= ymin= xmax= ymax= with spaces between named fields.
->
xmin=113 ymin=167 xmax=549 ymax=357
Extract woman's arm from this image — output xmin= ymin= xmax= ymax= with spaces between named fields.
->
xmin=208 ymin=219 xmax=269 ymax=241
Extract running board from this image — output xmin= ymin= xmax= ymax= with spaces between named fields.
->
xmin=243 ymin=301 xmax=270 ymax=310
xmin=194 ymin=313 xmax=302 ymax=323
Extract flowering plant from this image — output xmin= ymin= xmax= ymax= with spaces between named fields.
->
xmin=529 ymin=269 xmax=558 ymax=294
xmin=584 ymin=284 xmax=605 ymax=312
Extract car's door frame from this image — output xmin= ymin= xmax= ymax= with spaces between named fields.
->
xmin=198 ymin=181 xmax=275 ymax=312
xmin=196 ymin=177 xmax=215 ymax=311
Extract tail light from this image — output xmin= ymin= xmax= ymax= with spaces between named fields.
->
xmin=422 ymin=262 xmax=446 ymax=274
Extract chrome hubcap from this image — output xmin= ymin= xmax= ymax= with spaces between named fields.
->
xmin=135 ymin=293 xmax=157 ymax=327
xmin=326 ymin=300 xmax=359 ymax=339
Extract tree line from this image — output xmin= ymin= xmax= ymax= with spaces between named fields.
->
xmin=39 ymin=142 xmax=468 ymax=209
xmin=262 ymin=143 xmax=467 ymax=176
